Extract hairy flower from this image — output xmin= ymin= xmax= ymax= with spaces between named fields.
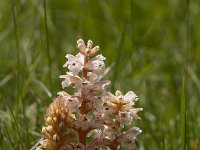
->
xmin=36 ymin=39 xmax=142 ymax=150
xmin=117 ymin=127 xmax=142 ymax=149
xmin=60 ymin=73 xmax=82 ymax=89
xmin=105 ymin=90 xmax=139 ymax=112
xmin=86 ymin=54 xmax=105 ymax=76
xmin=116 ymin=111 xmax=132 ymax=125
xmin=60 ymin=73 xmax=110 ymax=95
xmin=75 ymin=114 xmax=91 ymax=131
xmin=57 ymin=91 xmax=82 ymax=113
xmin=63 ymin=53 xmax=84 ymax=75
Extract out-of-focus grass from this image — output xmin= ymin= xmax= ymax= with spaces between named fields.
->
xmin=0 ymin=0 xmax=199 ymax=149
xmin=181 ymin=77 xmax=186 ymax=150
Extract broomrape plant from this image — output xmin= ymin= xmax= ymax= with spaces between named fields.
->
xmin=36 ymin=39 xmax=142 ymax=150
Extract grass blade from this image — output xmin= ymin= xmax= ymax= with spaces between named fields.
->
xmin=11 ymin=0 xmax=21 ymax=114
xmin=5 ymin=102 xmax=25 ymax=150
xmin=181 ymin=77 xmax=186 ymax=150
xmin=43 ymin=0 xmax=53 ymax=95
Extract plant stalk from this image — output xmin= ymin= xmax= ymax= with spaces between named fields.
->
xmin=79 ymin=55 xmax=89 ymax=148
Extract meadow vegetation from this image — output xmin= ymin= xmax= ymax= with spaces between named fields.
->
xmin=0 ymin=0 xmax=199 ymax=149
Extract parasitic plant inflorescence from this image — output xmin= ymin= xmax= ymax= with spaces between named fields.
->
xmin=36 ymin=39 xmax=142 ymax=150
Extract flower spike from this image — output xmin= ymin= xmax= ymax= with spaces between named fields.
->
xmin=36 ymin=39 xmax=142 ymax=150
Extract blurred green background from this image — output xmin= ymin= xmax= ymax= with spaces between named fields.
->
xmin=0 ymin=0 xmax=199 ymax=149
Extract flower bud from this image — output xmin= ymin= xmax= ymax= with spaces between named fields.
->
xmin=53 ymin=117 xmax=57 ymax=122
xmin=42 ymin=126 xmax=47 ymax=134
xmin=53 ymin=134 xmax=60 ymax=142
xmin=46 ymin=117 xmax=53 ymax=125
xmin=77 ymin=39 xmax=86 ymax=54
xmin=46 ymin=125 xmax=54 ymax=133
xmin=89 ymin=46 xmax=100 ymax=55
xmin=87 ymin=39 xmax=93 ymax=49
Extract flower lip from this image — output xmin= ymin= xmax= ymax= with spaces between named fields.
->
xmin=63 ymin=53 xmax=84 ymax=75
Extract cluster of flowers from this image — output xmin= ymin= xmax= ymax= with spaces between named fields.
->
xmin=36 ymin=39 xmax=142 ymax=150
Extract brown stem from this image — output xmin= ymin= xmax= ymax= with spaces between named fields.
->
xmin=78 ymin=128 xmax=87 ymax=146
xmin=110 ymin=141 xmax=118 ymax=150
xmin=82 ymin=55 xmax=88 ymax=79
xmin=78 ymin=55 xmax=89 ymax=148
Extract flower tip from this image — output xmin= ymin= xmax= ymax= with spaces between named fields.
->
xmin=77 ymin=38 xmax=84 ymax=44
xmin=77 ymin=43 xmax=84 ymax=48
xmin=87 ymin=39 xmax=93 ymax=48
xmin=96 ymin=45 xmax=100 ymax=49
xmin=65 ymin=54 xmax=70 ymax=58
xmin=63 ymin=63 xmax=68 ymax=67
xmin=59 ymin=75 xmax=66 ymax=79
xmin=42 ymin=126 xmax=46 ymax=133
xmin=77 ymin=39 xmax=86 ymax=54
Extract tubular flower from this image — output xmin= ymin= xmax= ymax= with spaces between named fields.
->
xmin=36 ymin=39 xmax=142 ymax=150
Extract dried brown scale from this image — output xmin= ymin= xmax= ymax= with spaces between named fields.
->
xmin=36 ymin=97 xmax=78 ymax=150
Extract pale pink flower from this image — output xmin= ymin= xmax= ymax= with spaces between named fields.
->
xmin=87 ymin=72 xmax=98 ymax=82
xmin=63 ymin=53 xmax=84 ymax=75
xmin=129 ymin=108 xmax=143 ymax=119
xmin=60 ymin=73 xmax=110 ymax=97
xmin=60 ymin=74 xmax=82 ymax=89
xmin=58 ymin=91 xmax=82 ymax=113
xmin=75 ymin=114 xmax=91 ymax=131
xmin=91 ymin=80 xmax=110 ymax=92
xmin=103 ymin=124 xmax=120 ymax=140
xmin=104 ymin=90 xmax=139 ymax=111
xmin=86 ymin=94 xmax=103 ymax=111
xmin=116 ymin=111 xmax=132 ymax=125
xmin=86 ymin=55 xmax=105 ymax=75
xmin=117 ymin=127 xmax=142 ymax=149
